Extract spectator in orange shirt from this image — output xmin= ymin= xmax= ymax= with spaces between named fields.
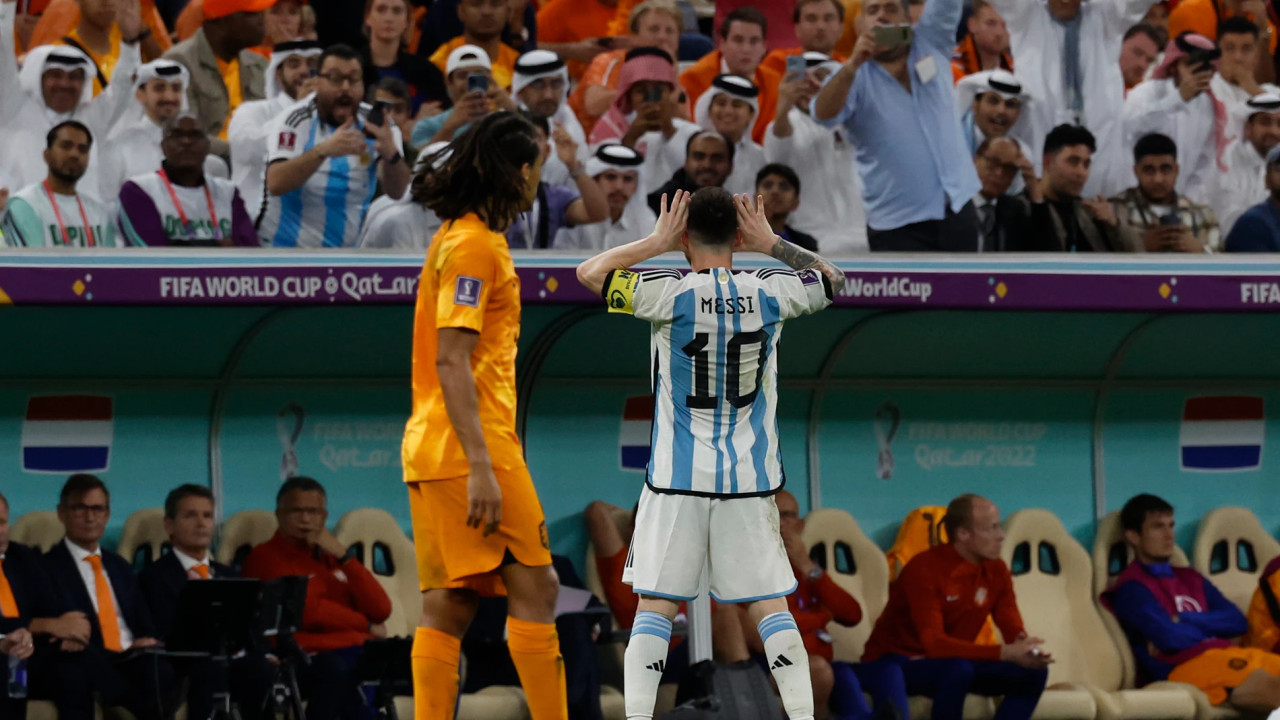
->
xmin=173 ymin=0 xmax=303 ymax=54
xmin=761 ymin=0 xmax=848 ymax=79
xmin=429 ymin=0 xmax=520 ymax=89
xmin=536 ymin=0 xmax=626 ymax=79
xmin=863 ymin=494 xmax=1052 ymax=720
xmin=951 ymin=0 xmax=1012 ymax=83
xmin=1167 ymin=0 xmax=1277 ymax=81
xmin=242 ymin=477 xmax=393 ymax=720
xmin=570 ymin=0 xmax=682 ymax=135
xmin=679 ymin=7 xmax=780 ymax=143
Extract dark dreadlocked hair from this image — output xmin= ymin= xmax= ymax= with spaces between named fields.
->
xmin=415 ymin=111 xmax=541 ymax=231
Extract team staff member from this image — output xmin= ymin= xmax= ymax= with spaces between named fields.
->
xmin=0 ymin=490 xmax=88 ymax=720
xmin=863 ymin=494 xmax=1051 ymax=720
xmin=403 ymin=111 xmax=567 ymax=720
xmin=138 ymin=485 xmax=273 ymax=720
xmin=243 ymin=477 xmax=392 ymax=720
xmin=40 ymin=474 xmax=176 ymax=720
xmin=1107 ymin=494 xmax=1280 ymax=712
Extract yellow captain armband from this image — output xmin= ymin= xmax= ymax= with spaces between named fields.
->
xmin=605 ymin=269 xmax=640 ymax=314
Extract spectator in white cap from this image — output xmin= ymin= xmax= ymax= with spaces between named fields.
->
xmin=956 ymin=69 xmax=1034 ymax=159
xmin=117 ymin=112 xmax=259 ymax=246
xmin=227 ymin=39 xmax=321 ymax=210
xmin=1224 ymin=144 xmax=1280 ymax=251
xmin=1123 ymin=32 xmax=1220 ymax=205
xmin=1217 ymin=90 xmax=1280 ymax=234
xmin=513 ymin=49 xmax=589 ymax=188
xmin=766 ymin=52 xmax=867 ymax=254
xmin=990 ymin=0 xmax=1161 ymax=198
xmin=359 ymin=141 xmax=448 ymax=249
xmin=102 ymin=59 xmax=230 ymax=195
xmin=555 ymin=143 xmax=656 ymax=251
xmin=695 ymin=74 xmax=766 ymax=196
xmin=2 ymin=121 xmax=119 ymax=247
xmin=410 ymin=43 xmax=515 ymax=147
xmin=0 ymin=2 xmax=143 ymax=202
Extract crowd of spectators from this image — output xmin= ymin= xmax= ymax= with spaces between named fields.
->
xmin=6 ymin=0 xmax=1280 ymax=253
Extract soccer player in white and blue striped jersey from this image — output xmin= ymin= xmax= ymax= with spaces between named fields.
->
xmin=577 ymin=188 xmax=847 ymax=720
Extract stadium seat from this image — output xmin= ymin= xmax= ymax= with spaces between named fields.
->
xmin=334 ymin=508 xmax=419 ymax=637
xmin=215 ymin=509 xmax=277 ymax=571
xmin=800 ymin=508 xmax=890 ymax=663
xmin=116 ymin=507 xmax=169 ymax=570
xmin=800 ymin=509 xmax=995 ymax=720
xmin=1092 ymin=511 xmax=1236 ymax=720
xmin=1003 ymin=509 xmax=1194 ymax=720
xmin=1192 ymin=507 xmax=1280 ymax=613
xmin=12 ymin=511 xmax=63 ymax=552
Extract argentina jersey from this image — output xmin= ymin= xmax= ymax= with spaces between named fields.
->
xmin=604 ymin=266 xmax=832 ymax=497
xmin=256 ymin=98 xmax=401 ymax=248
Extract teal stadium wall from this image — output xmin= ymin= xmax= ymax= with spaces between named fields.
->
xmin=6 ymin=299 xmax=1280 ymax=575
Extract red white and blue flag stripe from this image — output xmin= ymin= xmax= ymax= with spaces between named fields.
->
xmin=21 ymin=395 xmax=114 ymax=473
xmin=620 ymin=395 xmax=653 ymax=471
xmin=1179 ymin=395 xmax=1264 ymax=471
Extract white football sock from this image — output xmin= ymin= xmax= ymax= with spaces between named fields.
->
xmin=759 ymin=611 xmax=815 ymax=720
xmin=624 ymin=611 xmax=672 ymax=720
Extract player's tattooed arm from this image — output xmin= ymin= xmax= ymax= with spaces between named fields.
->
xmin=770 ymin=238 xmax=848 ymax=295
xmin=734 ymin=192 xmax=847 ymax=295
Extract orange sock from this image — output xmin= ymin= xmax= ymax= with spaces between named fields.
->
xmin=507 ymin=616 xmax=568 ymax=720
xmin=412 ymin=626 xmax=462 ymax=720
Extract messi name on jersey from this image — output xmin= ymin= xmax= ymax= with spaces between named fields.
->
xmin=700 ymin=295 xmax=756 ymax=315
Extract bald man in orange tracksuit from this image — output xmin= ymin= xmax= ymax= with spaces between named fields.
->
xmin=862 ymin=541 xmax=1048 ymax=720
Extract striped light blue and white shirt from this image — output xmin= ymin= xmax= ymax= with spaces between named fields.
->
xmin=256 ymin=98 xmax=401 ymax=248
xmin=604 ymin=266 xmax=832 ymax=497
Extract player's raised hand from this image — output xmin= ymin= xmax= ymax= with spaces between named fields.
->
xmin=734 ymin=194 xmax=779 ymax=254
xmin=467 ymin=464 xmax=503 ymax=537
xmin=652 ymin=190 xmax=690 ymax=251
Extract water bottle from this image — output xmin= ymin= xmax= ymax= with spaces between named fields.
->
xmin=7 ymin=655 xmax=27 ymax=699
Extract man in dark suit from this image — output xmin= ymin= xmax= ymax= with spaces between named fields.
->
xmin=970 ymin=137 xmax=1036 ymax=251
xmin=1022 ymin=125 xmax=1143 ymax=252
xmin=139 ymin=484 xmax=273 ymax=720
xmin=40 ymin=474 xmax=178 ymax=720
xmin=0 ymin=489 xmax=95 ymax=720
xmin=0 ymin=491 xmax=49 ymax=720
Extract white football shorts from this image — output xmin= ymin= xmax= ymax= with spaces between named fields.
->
xmin=622 ymin=485 xmax=797 ymax=603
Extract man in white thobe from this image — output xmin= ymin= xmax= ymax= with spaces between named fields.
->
xmin=990 ymin=0 xmax=1159 ymax=197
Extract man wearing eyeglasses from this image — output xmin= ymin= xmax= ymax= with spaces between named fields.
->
xmin=258 ymin=43 xmax=409 ymax=248
xmin=39 ymin=473 xmax=177 ymax=720
xmin=970 ymin=136 xmax=1037 ymax=251
xmin=243 ymin=476 xmax=393 ymax=720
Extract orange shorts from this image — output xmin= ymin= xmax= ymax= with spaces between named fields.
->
xmin=1169 ymin=647 xmax=1280 ymax=705
xmin=407 ymin=466 xmax=552 ymax=597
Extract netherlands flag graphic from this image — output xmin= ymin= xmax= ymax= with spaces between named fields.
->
xmin=620 ymin=396 xmax=654 ymax=471
xmin=21 ymin=395 xmax=114 ymax=473
xmin=1179 ymin=396 xmax=1264 ymax=471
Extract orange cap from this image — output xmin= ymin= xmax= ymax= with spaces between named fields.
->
xmin=204 ymin=0 xmax=276 ymax=20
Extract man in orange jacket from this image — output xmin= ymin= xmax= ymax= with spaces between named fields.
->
xmin=864 ymin=494 xmax=1051 ymax=720
xmin=680 ymin=6 xmax=779 ymax=143
xmin=242 ymin=477 xmax=393 ymax=720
